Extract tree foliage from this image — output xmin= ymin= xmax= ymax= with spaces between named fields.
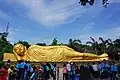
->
xmin=36 ymin=43 xmax=46 ymax=46
xmin=79 ymin=0 xmax=109 ymax=7
xmin=0 ymin=34 xmax=13 ymax=61
xmin=68 ymin=39 xmax=84 ymax=52
xmin=51 ymin=38 xmax=58 ymax=46
xmin=1 ymin=33 xmax=120 ymax=61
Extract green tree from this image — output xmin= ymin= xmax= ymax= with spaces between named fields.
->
xmin=51 ymin=38 xmax=58 ymax=46
xmin=68 ymin=39 xmax=81 ymax=47
xmin=114 ymin=38 xmax=120 ymax=49
xmin=36 ymin=43 xmax=46 ymax=46
xmin=0 ymin=34 xmax=13 ymax=60
xmin=79 ymin=0 xmax=109 ymax=7
xmin=86 ymin=37 xmax=99 ymax=54
xmin=106 ymin=39 xmax=114 ymax=53
xmin=2 ymin=44 xmax=13 ymax=53
xmin=106 ymin=38 xmax=119 ymax=60
xmin=68 ymin=39 xmax=84 ymax=52
xmin=99 ymin=37 xmax=109 ymax=53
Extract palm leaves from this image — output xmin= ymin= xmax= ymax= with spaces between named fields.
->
xmin=68 ymin=39 xmax=84 ymax=52
xmin=85 ymin=37 xmax=120 ymax=60
xmin=114 ymin=38 xmax=120 ymax=47
xmin=86 ymin=37 xmax=116 ymax=55
xmin=99 ymin=37 xmax=107 ymax=53
xmin=86 ymin=37 xmax=99 ymax=54
xmin=68 ymin=39 xmax=81 ymax=47
xmin=73 ymin=39 xmax=81 ymax=44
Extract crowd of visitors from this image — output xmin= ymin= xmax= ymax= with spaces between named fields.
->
xmin=0 ymin=60 xmax=56 ymax=80
xmin=63 ymin=60 xmax=120 ymax=80
xmin=0 ymin=60 xmax=120 ymax=80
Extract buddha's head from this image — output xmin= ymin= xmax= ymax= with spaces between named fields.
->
xmin=13 ymin=44 xmax=26 ymax=57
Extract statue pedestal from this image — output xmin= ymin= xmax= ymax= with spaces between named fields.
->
xmin=56 ymin=63 xmax=63 ymax=80
xmin=58 ymin=68 xmax=63 ymax=80
xmin=56 ymin=63 xmax=59 ymax=80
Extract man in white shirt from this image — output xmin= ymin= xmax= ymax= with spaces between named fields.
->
xmin=67 ymin=62 xmax=72 ymax=80
xmin=92 ymin=63 xmax=99 ymax=78
xmin=92 ymin=63 xmax=98 ymax=71
xmin=67 ymin=63 xmax=71 ymax=72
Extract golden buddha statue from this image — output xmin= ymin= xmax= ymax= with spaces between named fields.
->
xmin=13 ymin=44 xmax=108 ymax=62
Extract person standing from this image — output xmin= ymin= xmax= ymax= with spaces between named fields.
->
xmin=100 ymin=61 xmax=110 ymax=80
xmin=79 ymin=65 xmax=91 ymax=80
xmin=8 ymin=66 xmax=14 ymax=80
xmin=63 ymin=63 xmax=68 ymax=80
xmin=40 ymin=63 xmax=44 ymax=80
xmin=67 ymin=62 xmax=72 ymax=80
xmin=110 ymin=62 xmax=118 ymax=80
xmin=87 ymin=63 xmax=94 ymax=78
xmin=24 ymin=65 xmax=29 ymax=80
xmin=50 ymin=64 xmax=56 ymax=80
xmin=116 ymin=63 xmax=120 ymax=79
xmin=92 ymin=63 xmax=99 ymax=78
xmin=29 ymin=66 xmax=38 ymax=80
xmin=20 ymin=60 xmax=26 ymax=80
xmin=25 ymin=61 xmax=31 ymax=79
xmin=79 ymin=65 xmax=85 ymax=80
xmin=16 ymin=60 xmax=25 ymax=80
xmin=5 ymin=60 xmax=11 ymax=69
xmin=53 ymin=63 xmax=56 ymax=75
xmin=16 ymin=60 xmax=21 ymax=79
xmin=0 ymin=65 xmax=8 ymax=80
xmin=71 ymin=63 xmax=75 ymax=80
xmin=74 ymin=66 xmax=80 ymax=80
xmin=43 ymin=63 xmax=50 ymax=80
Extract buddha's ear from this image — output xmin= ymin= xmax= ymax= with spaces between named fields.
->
xmin=24 ymin=46 xmax=27 ymax=51
xmin=24 ymin=46 xmax=27 ymax=55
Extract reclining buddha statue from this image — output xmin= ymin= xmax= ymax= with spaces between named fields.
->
xmin=13 ymin=44 xmax=108 ymax=62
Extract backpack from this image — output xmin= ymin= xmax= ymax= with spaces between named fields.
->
xmin=47 ymin=64 xmax=51 ymax=70
xmin=30 ymin=72 xmax=38 ymax=80
xmin=44 ymin=65 xmax=50 ymax=71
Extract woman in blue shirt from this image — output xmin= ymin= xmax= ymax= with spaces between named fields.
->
xmin=110 ymin=62 xmax=117 ymax=80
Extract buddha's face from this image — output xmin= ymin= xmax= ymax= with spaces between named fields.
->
xmin=13 ymin=44 xmax=26 ymax=57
